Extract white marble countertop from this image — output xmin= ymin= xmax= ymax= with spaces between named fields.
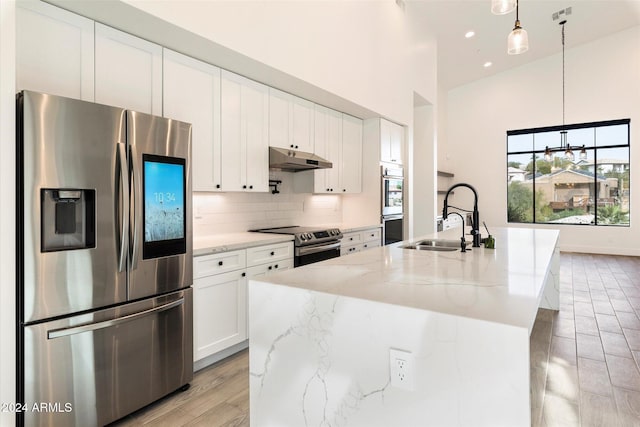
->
xmin=193 ymin=232 xmax=294 ymax=256
xmin=253 ymin=226 xmax=560 ymax=330
xmin=192 ymin=222 xmax=381 ymax=256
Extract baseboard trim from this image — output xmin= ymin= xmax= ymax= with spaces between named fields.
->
xmin=194 ymin=339 xmax=249 ymax=372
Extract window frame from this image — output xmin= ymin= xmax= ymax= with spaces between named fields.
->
xmin=506 ymin=119 xmax=630 ymax=227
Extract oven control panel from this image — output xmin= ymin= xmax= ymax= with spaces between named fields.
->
xmin=296 ymin=228 xmax=342 ymax=245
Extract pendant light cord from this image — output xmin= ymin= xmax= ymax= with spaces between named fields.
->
xmin=561 ymin=21 xmax=566 ymax=130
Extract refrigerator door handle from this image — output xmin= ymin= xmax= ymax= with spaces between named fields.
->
xmin=130 ymin=144 xmax=141 ymax=270
xmin=47 ymin=297 xmax=184 ymax=339
xmin=117 ymin=142 xmax=129 ymax=273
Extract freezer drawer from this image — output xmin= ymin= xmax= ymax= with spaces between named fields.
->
xmin=20 ymin=288 xmax=193 ymax=427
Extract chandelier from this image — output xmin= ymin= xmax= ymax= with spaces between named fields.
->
xmin=543 ymin=20 xmax=587 ymax=163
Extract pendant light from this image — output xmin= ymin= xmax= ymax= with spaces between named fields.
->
xmin=507 ymin=0 xmax=529 ymax=55
xmin=492 ymin=0 xmax=516 ymax=15
xmin=543 ymin=20 xmax=587 ymax=164
xmin=559 ymin=21 xmax=572 ymax=161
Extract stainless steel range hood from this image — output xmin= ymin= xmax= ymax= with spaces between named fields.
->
xmin=269 ymin=147 xmax=332 ymax=172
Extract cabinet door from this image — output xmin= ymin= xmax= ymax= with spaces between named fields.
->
xmin=313 ymin=105 xmax=342 ymax=193
xmin=291 ymin=96 xmax=314 ymax=153
xmin=193 ymin=270 xmax=247 ymax=361
xmin=269 ymin=88 xmax=313 ymax=152
xmin=95 ymin=23 xmax=162 ymax=114
xmin=380 ymin=118 xmax=392 ymax=163
xmin=312 ymin=105 xmax=330 ymax=193
xmin=220 ymin=70 xmax=245 ymax=191
xmin=243 ymin=78 xmax=269 ymax=192
xmin=341 ymin=114 xmax=363 ymax=193
xmin=221 ymin=70 xmax=268 ymax=192
xmin=268 ymin=88 xmax=291 ymax=150
xmin=390 ymin=122 xmax=404 ymax=165
xmin=17 ymin=1 xmax=94 ymax=101
xmin=163 ymin=49 xmax=221 ymax=191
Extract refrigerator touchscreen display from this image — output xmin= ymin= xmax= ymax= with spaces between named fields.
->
xmin=143 ymin=154 xmax=186 ymax=259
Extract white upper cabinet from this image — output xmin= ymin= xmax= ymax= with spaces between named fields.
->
xmin=380 ymin=118 xmax=404 ymax=164
xmin=17 ymin=1 xmax=94 ymax=101
xmin=94 ymin=23 xmax=162 ymax=115
xmin=269 ymin=88 xmax=314 ymax=153
xmin=341 ymin=114 xmax=363 ymax=193
xmin=313 ymin=105 xmax=342 ymax=193
xmin=163 ymin=49 xmax=221 ymax=192
xmin=220 ymin=70 xmax=269 ymax=192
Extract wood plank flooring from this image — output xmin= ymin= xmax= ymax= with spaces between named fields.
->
xmin=112 ymin=253 xmax=640 ymax=426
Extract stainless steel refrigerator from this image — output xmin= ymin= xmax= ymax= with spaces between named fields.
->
xmin=16 ymin=91 xmax=193 ymax=427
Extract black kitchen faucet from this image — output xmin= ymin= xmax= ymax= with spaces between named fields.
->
xmin=442 ymin=183 xmax=481 ymax=247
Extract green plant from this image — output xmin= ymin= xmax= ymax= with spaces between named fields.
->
xmin=597 ymin=205 xmax=629 ymax=225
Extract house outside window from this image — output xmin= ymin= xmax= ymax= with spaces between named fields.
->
xmin=507 ymin=119 xmax=630 ymax=226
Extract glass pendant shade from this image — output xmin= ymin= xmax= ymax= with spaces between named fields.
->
xmin=579 ymin=146 xmax=587 ymax=160
xmin=491 ymin=0 xmax=516 ymax=15
xmin=508 ymin=21 xmax=529 ymax=55
xmin=544 ymin=147 xmax=552 ymax=162
xmin=565 ymin=148 xmax=574 ymax=161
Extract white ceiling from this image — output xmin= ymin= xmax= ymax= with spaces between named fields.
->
xmin=408 ymin=0 xmax=640 ymax=90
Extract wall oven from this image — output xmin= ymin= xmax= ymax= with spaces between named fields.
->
xmin=382 ymin=165 xmax=404 ymax=245
xmin=250 ymin=226 xmax=343 ymax=267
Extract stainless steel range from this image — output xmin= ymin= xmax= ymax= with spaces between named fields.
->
xmin=251 ymin=226 xmax=342 ymax=267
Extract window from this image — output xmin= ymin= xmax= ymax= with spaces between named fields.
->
xmin=507 ymin=119 xmax=630 ymax=226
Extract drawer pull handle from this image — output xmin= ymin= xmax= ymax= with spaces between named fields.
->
xmin=218 ymin=261 xmax=223 ymax=266
xmin=275 ymin=264 xmax=279 ymax=268
xmin=242 ymin=272 xmax=246 ymax=277
xmin=268 ymin=266 xmax=272 ymax=270
xmin=270 ymin=251 xmax=275 ymax=256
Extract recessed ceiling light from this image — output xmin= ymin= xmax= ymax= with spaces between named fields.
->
xmin=465 ymin=31 xmax=475 ymax=39
xmin=484 ymin=62 xmax=493 ymax=68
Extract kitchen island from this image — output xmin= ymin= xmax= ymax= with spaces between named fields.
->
xmin=249 ymin=227 xmax=560 ymax=426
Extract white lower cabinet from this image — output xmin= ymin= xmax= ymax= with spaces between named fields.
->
xmin=341 ymin=227 xmax=382 ymax=256
xmin=193 ymin=269 xmax=247 ymax=361
xmin=193 ymin=250 xmax=247 ymax=362
xmin=193 ymin=241 xmax=293 ymax=364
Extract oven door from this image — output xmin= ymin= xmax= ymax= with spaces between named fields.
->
xmin=382 ymin=176 xmax=404 ymax=216
xmin=382 ymin=214 xmax=404 ymax=245
xmin=295 ymin=241 xmax=341 ymax=267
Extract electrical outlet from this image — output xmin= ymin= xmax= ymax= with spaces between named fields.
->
xmin=389 ymin=348 xmax=414 ymax=391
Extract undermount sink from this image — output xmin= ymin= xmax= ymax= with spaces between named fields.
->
xmin=401 ymin=239 xmax=469 ymax=252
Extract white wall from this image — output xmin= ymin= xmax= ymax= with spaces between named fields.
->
xmin=120 ymin=0 xmax=436 ymax=125
xmin=0 ymin=2 xmax=16 ymax=425
xmin=441 ymin=26 xmax=640 ymax=255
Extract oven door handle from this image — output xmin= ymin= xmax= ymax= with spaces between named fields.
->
xmin=383 ymin=214 xmax=404 ymax=221
xmin=297 ymin=241 xmax=341 ymax=256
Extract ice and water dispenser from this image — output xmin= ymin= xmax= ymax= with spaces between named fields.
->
xmin=41 ymin=189 xmax=95 ymax=252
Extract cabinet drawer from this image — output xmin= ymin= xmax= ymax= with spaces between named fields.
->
xmin=342 ymin=232 xmax=362 ymax=245
xmin=341 ymin=244 xmax=363 ymax=256
xmin=194 ymin=250 xmax=247 ymax=278
xmin=246 ymin=242 xmax=293 ymax=267
xmin=363 ymin=241 xmax=381 ymax=251
xmin=247 ymin=258 xmax=294 ymax=278
xmin=363 ymin=228 xmax=381 ymax=243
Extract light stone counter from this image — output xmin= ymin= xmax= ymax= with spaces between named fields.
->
xmin=193 ymin=232 xmax=294 ymax=256
xmin=249 ymin=227 xmax=560 ymax=427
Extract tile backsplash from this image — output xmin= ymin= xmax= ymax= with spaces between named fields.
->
xmin=193 ymin=172 xmax=343 ymax=235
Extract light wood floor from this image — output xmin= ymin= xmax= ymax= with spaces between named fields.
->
xmin=112 ymin=253 xmax=640 ymax=426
